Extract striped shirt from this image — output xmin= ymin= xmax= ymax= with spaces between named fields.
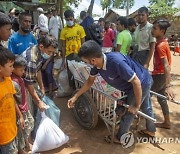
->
xmin=21 ymin=45 xmax=43 ymax=84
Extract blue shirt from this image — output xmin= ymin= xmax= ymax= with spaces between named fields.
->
xmin=8 ymin=32 xmax=37 ymax=55
xmin=90 ymin=52 xmax=151 ymax=93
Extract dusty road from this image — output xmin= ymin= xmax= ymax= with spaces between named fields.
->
xmin=42 ymin=52 xmax=180 ymax=154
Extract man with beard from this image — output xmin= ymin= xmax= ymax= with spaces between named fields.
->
xmin=8 ymin=12 xmax=37 ymax=55
xmin=132 ymin=7 xmax=156 ymax=69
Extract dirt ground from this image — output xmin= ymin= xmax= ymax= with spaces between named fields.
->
xmin=42 ymin=52 xmax=180 ymax=154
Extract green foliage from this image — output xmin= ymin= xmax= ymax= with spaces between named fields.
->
xmin=100 ymin=0 xmax=134 ymax=11
xmin=149 ymin=0 xmax=175 ymax=7
xmin=149 ymin=1 xmax=179 ymax=19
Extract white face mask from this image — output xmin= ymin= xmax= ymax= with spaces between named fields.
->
xmin=42 ymin=53 xmax=50 ymax=59
xmin=66 ymin=20 xmax=74 ymax=27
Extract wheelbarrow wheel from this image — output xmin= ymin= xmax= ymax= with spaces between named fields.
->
xmin=72 ymin=90 xmax=98 ymax=129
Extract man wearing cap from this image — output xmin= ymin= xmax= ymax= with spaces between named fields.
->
xmin=37 ymin=7 xmax=48 ymax=30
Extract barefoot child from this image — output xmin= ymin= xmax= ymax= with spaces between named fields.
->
xmin=151 ymin=19 xmax=175 ymax=129
xmin=11 ymin=56 xmax=34 ymax=153
xmin=0 ymin=47 xmax=24 ymax=154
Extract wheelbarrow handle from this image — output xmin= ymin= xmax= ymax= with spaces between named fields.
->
xmin=150 ymin=91 xmax=167 ymax=99
xmin=122 ymin=104 xmax=157 ymax=123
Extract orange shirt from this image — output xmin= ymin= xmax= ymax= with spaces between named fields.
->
xmin=0 ymin=77 xmax=17 ymax=145
xmin=152 ymin=38 xmax=171 ymax=75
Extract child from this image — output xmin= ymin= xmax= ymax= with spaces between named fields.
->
xmin=173 ymin=38 xmax=180 ymax=56
xmin=0 ymin=12 xmax=12 ymax=47
xmin=11 ymin=56 xmax=34 ymax=153
xmin=151 ymin=19 xmax=175 ymax=129
xmin=0 ymin=47 xmax=24 ymax=154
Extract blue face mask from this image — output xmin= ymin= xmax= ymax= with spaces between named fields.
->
xmin=42 ymin=53 xmax=50 ymax=59
xmin=66 ymin=20 xmax=74 ymax=27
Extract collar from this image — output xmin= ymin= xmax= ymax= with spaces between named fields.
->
xmin=138 ymin=21 xmax=149 ymax=31
xmin=101 ymin=53 xmax=107 ymax=70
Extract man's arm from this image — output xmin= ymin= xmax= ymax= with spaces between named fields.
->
xmin=37 ymin=70 xmax=45 ymax=94
xmin=116 ymin=44 xmax=121 ymax=52
xmin=81 ymin=37 xmax=85 ymax=45
xmin=162 ymin=58 xmax=175 ymax=100
xmin=144 ymin=42 xmax=155 ymax=69
xmin=15 ymin=103 xmax=24 ymax=129
xmin=60 ymin=39 xmax=66 ymax=70
xmin=128 ymin=75 xmax=142 ymax=114
xmin=68 ymin=75 xmax=96 ymax=108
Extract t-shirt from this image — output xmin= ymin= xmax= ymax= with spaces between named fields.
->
xmin=8 ymin=32 xmax=37 ymax=55
xmin=90 ymin=52 xmax=151 ymax=93
xmin=116 ymin=30 xmax=132 ymax=55
xmin=134 ymin=22 xmax=156 ymax=51
xmin=103 ymin=28 xmax=114 ymax=47
xmin=152 ymin=38 xmax=171 ymax=75
xmin=11 ymin=74 xmax=28 ymax=112
xmin=60 ymin=23 xmax=86 ymax=56
xmin=0 ymin=77 xmax=17 ymax=145
xmin=38 ymin=13 xmax=48 ymax=30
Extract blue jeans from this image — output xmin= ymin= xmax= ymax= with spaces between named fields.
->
xmin=117 ymin=79 xmax=156 ymax=139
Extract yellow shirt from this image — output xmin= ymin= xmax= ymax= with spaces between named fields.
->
xmin=60 ymin=23 xmax=86 ymax=56
xmin=0 ymin=77 xmax=17 ymax=145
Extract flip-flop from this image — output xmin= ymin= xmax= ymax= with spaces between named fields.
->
xmin=156 ymin=123 xmax=171 ymax=129
xmin=138 ymin=130 xmax=155 ymax=138
xmin=104 ymin=135 xmax=122 ymax=144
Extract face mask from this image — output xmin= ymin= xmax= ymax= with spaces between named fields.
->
xmin=42 ymin=53 xmax=50 ymax=59
xmin=66 ymin=20 xmax=74 ymax=27
xmin=21 ymin=26 xmax=31 ymax=33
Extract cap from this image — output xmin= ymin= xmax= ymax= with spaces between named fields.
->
xmin=37 ymin=7 xmax=44 ymax=13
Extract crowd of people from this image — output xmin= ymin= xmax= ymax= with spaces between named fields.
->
xmin=0 ymin=5 xmax=177 ymax=154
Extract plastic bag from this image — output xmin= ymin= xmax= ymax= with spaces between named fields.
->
xmin=34 ymin=95 xmax=60 ymax=136
xmin=54 ymin=58 xmax=73 ymax=97
xmin=32 ymin=112 xmax=69 ymax=153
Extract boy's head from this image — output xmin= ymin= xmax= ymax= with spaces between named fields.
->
xmin=137 ymin=7 xmax=149 ymax=25
xmin=128 ymin=18 xmax=137 ymax=33
xmin=38 ymin=34 xmax=58 ymax=59
xmin=104 ymin=21 xmax=110 ymax=31
xmin=152 ymin=19 xmax=171 ymax=38
xmin=0 ymin=47 xmax=15 ymax=78
xmin=78 ymin=40 xmax=103 ymax=68
xmin=13 ymin=56 xmax=27 ymax=77
xmin=64 ymin=10 xmax=75 ymax=27
xmin=116 ymin=16 xmax=128 ymax=32
xmin=39 ymin=27 xmax=49 ymax=39
xmin=98 ymin=18 xmax=105 ymax=27
xmin=0 ymin=12 xmax=12 ymax=41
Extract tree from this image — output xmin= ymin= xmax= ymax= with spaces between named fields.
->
xmin=149 ymin=0 xmax=175 ymax=7
xmin=87 ymin=0 xmax=95 ymax=17
xmin=100 ymin=0 xmax=134 ymax=14
xmin=149 ymin=1 xmax=179 ymax=20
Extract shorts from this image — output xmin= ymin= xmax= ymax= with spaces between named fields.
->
xmin=17 ymin=110 xmax=34 ymax=150
xmin=0 ymin=139 xmax=18 ymax=154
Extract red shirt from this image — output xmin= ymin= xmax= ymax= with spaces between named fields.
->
xmin=152 ymin=38 xmax=171 ymax=75
xmin=103 ymin=28 xmax=114 ymax=47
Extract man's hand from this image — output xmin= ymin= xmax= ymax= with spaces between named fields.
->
xmin=41 ymin=87 xmax=45 ymax=95
xmin=19 ymin=116 xmax=25 ymax=129
xmin=60 ymin=61 xmax=66 ymax=72
xmin=165 ymin=87 xmax=175 ymax=101
xmin=128 ymin=106 xmax=140 ymax=115
xmin=37 ymin=100 xmax=47 ymax=112
xmin=67 ymin=96 xmax=77 ymax=108
xmin=143 ymin=63 xmax=149 ymax=69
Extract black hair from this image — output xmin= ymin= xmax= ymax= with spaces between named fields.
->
xmin=15 ymin=10 xmax=20 ymax=16
xmin=153 ymin=19 xmax=171 ymax=34
xmin=38 ymin=34 xmax=58 ymax=48
xmin=128 ymin=18 xmax=137 ymax=26
xmin=117 ymin=16 xmax=128 ymax=28
xmin=80 ymin=11 xmax=87 ymax=19
xmin=19 ymin=12 xmax=31 ymax=21
xmin=14 ymin=55 xmax=27 ymax=68
xmin=0 ymin=12 xmax=11 ymax=28
xmin=98 ymin=18 xmax=105 ymax=23
xmin=138 ymin=7 xmax=149 ymax=14
xmin=0 ymin=9 xmax=5 ymax=13
xmin=78 ymin=40 xmax=103 ymax=59
xmin=0 ymin=47 xmax=15 ymax=66
xmin=64 ymin=10 xmax=74 ymax=18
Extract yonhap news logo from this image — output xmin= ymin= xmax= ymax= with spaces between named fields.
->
xmin=120 ymin=132 xmax=180 ymax=148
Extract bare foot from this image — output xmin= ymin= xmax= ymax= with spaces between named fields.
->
xmin=156 ymin=122 xmax=171 ymax=129
xmin=138 ymin=129 xmax=155 ymax=137
xmin=18 ymin=149 xmax=28 ymax=154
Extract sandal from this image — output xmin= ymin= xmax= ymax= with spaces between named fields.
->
xmin=138 ymin=130 xmax=155 ymax=138
xmin=156 ymin=122 xmax=171 ymax=129
xmin=104 ymin=135 xmax=121 ymax=144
